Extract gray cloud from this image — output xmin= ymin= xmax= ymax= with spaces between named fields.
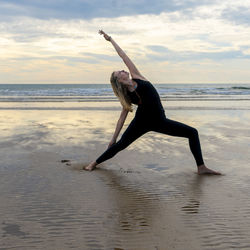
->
xmin=0 ymin=19 xmax=85 ymax=43
xmin=147 ymin=45 xmax=250 ymax=62
xmin=221 ymin=6 xmax=250 ymax=26
xmin=0 ymin=0 xmax=218 ymax=20
xmin=6 ymin=53 xmax=119 ymax=65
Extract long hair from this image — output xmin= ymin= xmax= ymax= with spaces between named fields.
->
xmin=110 ymin=71 xmax=133 ymax=112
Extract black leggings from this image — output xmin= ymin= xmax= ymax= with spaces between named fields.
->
xmin=96 ymin=117 xmax=204 ymax=166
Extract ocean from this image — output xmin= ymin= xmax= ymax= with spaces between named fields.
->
xmin=1 ymin=83 xmax=250 ymax=110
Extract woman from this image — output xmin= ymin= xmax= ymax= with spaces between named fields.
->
xmin=84 ymin=30 xmax=221 ymax=175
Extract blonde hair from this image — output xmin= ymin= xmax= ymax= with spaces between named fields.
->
xmin=110 ymin=71 xmax=133 ymax=112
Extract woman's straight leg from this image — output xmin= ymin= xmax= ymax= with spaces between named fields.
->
xmin=96 ymin=119 xmax=148 ymax=164
xmin=152 ymin=118 xmax=204 ymax=166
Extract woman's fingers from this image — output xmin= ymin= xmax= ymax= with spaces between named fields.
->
xmin=99 ymin=30 xmax=105 ymax=35
xmin=99 ymin=30 xmax=108 ymax=37
xmin=99 ymin=30 xmax=111 ymax=41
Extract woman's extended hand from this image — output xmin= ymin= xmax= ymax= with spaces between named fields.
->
xmin=99 ymin=30 xmax=112 ymax=41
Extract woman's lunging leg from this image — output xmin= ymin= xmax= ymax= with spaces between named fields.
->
xmin=152 ymin=117 xmax=221 ymax=174
xmin=95 ymin=119 xmax=148 ymax=164
xmin=153 ymin=118 xmax=204 ymax=166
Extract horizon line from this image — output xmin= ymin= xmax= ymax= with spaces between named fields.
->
xmin=1 ymin=82 xmax=250 ymax=85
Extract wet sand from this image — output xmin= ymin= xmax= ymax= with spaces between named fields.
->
xmin=0 ymin=103 xmax=250 ymax=249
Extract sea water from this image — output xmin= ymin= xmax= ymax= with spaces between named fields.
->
xmin=1 ymin=83 xmax=250 ymax=97
xmin=0 ymin=83 xmax=250 ymax=110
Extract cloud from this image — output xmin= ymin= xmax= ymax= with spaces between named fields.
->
xmin=1 ymin=0 xmax=250 ymax=83
xmin=8 ymin=56 xmax=99 ymax=64
xmin=222 ymin=6 xmax=250 ymax=26
xmin=0 ymin=0 xmax=218 ymax=20
xmin=147 ymin=45 xmax=250 ymax=62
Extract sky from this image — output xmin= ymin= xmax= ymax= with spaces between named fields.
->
xmin=1 ymin=0 xmax=250 ymax=84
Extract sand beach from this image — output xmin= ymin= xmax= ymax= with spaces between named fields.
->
xmin=1 ymin=87 xmax=250 ymax=249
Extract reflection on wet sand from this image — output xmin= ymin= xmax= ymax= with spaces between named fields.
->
xmin=180 ymin=175 xmax=203 ymax=215
xmin=1 ymin=107 xmax=250 ymax=249
xmin=98 ymin=169 xmax=157 ymax=230
xmin=90 ymin=168 xmax=202 ymax=250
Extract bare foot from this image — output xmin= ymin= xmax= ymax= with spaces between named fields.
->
xmin=84 ymin=161 xmax=98 ymax=171
xmin=62 ymin=160 xmax=97 ymax=171
xmin=197 ymin=164 xmax=221 ymax=175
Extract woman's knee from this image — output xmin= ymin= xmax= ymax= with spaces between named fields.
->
xmin=189 ymin=127 xmax=199 ymax=138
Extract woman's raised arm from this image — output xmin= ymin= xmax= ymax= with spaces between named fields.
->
xmin=99 ymin=30 xmax=146 ymax=80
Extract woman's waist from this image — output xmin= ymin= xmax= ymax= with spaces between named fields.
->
xmin=135 ymin=106 xmax=165 ymax=117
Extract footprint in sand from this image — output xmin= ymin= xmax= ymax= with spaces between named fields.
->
xmin=119 ymin=168 xmax=141 ymax=174
xmin=61 ymin=159 xmax=70 ymax=163
xmin=61 ymin=159 xmax=89 ymax=170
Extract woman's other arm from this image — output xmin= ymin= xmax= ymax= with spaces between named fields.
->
xmin=108 ymin=107 xmax=129 ymax=148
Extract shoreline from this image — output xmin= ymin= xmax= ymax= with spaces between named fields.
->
xmin=0 ymin=97 xmax=250 ymax=111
